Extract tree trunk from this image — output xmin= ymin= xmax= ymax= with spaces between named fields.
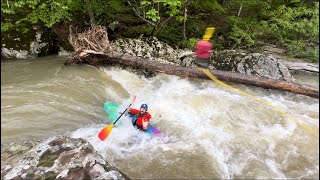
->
xmin=237 ymin=5 xmax=242 ymax=17
xmin=183 ymin=0 xmax=188 ymax=39
xmin=87 ymin=52 xmax=319 ymax=98
xmin=88 ymin=10 xmax=95 ymax=26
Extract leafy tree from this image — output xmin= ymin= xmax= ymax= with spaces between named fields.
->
xmin=1 ymin=0 xmax=73 ymax=32
xmin=127 ymin=0 xmax=185 ymax=35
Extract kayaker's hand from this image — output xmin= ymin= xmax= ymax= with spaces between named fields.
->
xmin=142 ymin=118 xmax=149 ymax=130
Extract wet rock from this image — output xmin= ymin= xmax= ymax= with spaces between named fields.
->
xmin=1 ymin=47 xmax=34 ymax=60
xmin=110 ymin=37 xmax=182 ymax=65
xmin=58 ymin=47 xmax=72 ymax=56
xmin=1 ymin=136 xmax=130 ymax=180
xmin=1 ymin=28 xmax=56 ymax=60
xmin=213 ymin=50 xmax=293 ymax=81
xmin=1 ymin=140 xmax=36 ymax=165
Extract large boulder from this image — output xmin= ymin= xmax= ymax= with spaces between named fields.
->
xmin=1 ymin=27 xmax=57 ymax=60
xmin=110 ymin=37 xmax=179 ymax=65
xmin=1 ymin=136 xmax=130 ymax=180
xmin=212 ymin=50 xmax=293 ymax=82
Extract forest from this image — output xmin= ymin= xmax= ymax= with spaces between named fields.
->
xmin=1 ymin=0 xmax=319 ymax=62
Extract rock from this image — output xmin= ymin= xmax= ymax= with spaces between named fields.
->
xmin=58 ymin=47 xmax=72 ymax=56
xmin=1 ymin=47 xmax=34 ymax=60
xmin=1 ymin=136 xmax=130 ymax=180
xmin=29 ymin=31 xmax=48 ymax=56
xmin=262 ymin=45 xmax=286 ymax=54
xmin=1 ymin=27 xmax=59 ymax=60
xmin=212 ymin=50 xmax=294 ymax=81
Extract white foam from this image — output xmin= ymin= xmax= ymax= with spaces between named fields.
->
xmin=69 ymin=67 xmax=319 ymax=178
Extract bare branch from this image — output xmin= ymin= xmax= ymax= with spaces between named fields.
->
xmin=127 ymin=0 xmax=156 ymax=27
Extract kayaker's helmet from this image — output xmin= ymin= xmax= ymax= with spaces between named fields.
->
xmin=140 ymin=104 xmax=148 ymax=111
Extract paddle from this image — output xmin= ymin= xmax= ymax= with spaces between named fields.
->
xmin=98 ymin=95 xmax=137 ymax=141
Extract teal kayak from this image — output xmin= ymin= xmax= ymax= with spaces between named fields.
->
xmin=104 ymin=102 xmax=161 ymax=135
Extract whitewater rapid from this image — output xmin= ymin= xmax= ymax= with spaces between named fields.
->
xmin=1 ymin=56 xmax=319 ymax=178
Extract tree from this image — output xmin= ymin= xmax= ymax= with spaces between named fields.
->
xmin=127 ymin=0 xmax=185 ymax=35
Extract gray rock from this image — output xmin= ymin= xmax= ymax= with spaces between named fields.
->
xmin=213 ymin=50 xmax=293 ymax=81
xmin=1 ymin=47 xmax=34 ymax=60
xmin=1 ymin=136 xmax=130 ymax=180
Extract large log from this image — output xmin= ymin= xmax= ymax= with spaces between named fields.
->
xmin=92 ymin=52 xmax=319 ymax=99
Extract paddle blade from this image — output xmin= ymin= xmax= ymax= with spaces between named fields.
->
xmin=131 ymin=95 xmax=137 ymax=104
xmin=98 ymin=124 xmax=114 ymax=141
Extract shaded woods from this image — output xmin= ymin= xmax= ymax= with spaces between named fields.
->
xmin=1 ymin=0 xmax=319 ymax=62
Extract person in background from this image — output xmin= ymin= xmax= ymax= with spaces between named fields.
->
xmin=128 ymin=104 xmax=151 ymax=131
xmin=195 ymin=27 xmax=215 ymax=68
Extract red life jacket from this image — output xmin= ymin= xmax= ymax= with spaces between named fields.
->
xmin=129 ymin=108 xmax=152 ymax=127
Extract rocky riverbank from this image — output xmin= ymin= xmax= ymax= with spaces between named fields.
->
xmin=1 ymin=136 xmax=130 ymax=180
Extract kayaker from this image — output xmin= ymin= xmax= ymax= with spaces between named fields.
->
xmin=128 ymin=104 xmax=152 ymax=131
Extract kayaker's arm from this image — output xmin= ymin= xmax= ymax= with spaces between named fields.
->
xmin=128 ymin=108 xmax=139 ymax=115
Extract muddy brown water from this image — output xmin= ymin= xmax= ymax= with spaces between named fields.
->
xmin=1 ymin=56 xmax=319 ymax=179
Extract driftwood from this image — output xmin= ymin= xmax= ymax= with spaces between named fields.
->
xmin=65 ymin=25 xmax=112 ymax=65
xmin=279 ymin=60 xmax=319 ymax=73
xmin=65 ymin=26 xmax=319 ymax=99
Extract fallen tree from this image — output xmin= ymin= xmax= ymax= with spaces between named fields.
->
xmin=65 ymin=26 xmax=319 ymax=99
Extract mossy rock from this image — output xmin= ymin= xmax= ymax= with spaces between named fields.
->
xmin=38 ymin=154 xmax=60 ymax=167
xmin=69 ymin=166 xmax=83 ymax=173
xmin=40 ymin=171 xmax=58 ymax=180
xmin=38 ymin=146 xmax=72 ymax=167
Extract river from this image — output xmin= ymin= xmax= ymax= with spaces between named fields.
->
xmin=1 ymin=56 xmax=319 ymax=179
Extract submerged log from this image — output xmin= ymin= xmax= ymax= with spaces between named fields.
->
xmin=91 ymin=52 xmax=319 ymax=99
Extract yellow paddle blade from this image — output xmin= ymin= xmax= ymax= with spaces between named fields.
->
xmin=202 ymin=27 xmax=215 ymax=41
xmin=98 ymin=124 xmax=114 ymax=141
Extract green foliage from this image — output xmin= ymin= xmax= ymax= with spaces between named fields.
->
xmin=0 ymin=0 xmax=318 ymax=62
xmin=1 ymin=0 xmax=73 ymax=31
xmin=285 ymin=40 xmax=319 ymax=62
xmin=261 ymin=3 xmax=319 ymax=38
xmin=156 ymin=22 xmax=183 ymax=45
xmin=258 ymin=2 xmax=319 ymax=62
xmin=146 ymin=8 xmax=160 ymax=22
xmin=18 ymin=1 xmax=72 ymax=28
xmin=1 ymin=22 xmax=14 ymax=32
xmin=163 ymin=0 xmax=183 ymax=16
xmin=221 ymin=0 xmax=319 ymax=62
xmin=189 ymin=0 xmax=224 ymax=13
xmin=1 ymin=0 xmax=127 ymax=32
xmin=180 ymin=37 xmax=201 ymax=50
xmin=225 ymin=16 xmax=261 ymax=48
xmin=140 ymin=0 xmax=184 ymax=22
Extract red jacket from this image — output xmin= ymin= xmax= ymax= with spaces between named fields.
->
xmin=129 ymin=108 xmax=152 ymax=127
xmin=195 ymin=41 xmax=213 ymax=58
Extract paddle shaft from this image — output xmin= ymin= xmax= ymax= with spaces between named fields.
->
xmin=113 ymin=103 xmax=133 ymax=125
